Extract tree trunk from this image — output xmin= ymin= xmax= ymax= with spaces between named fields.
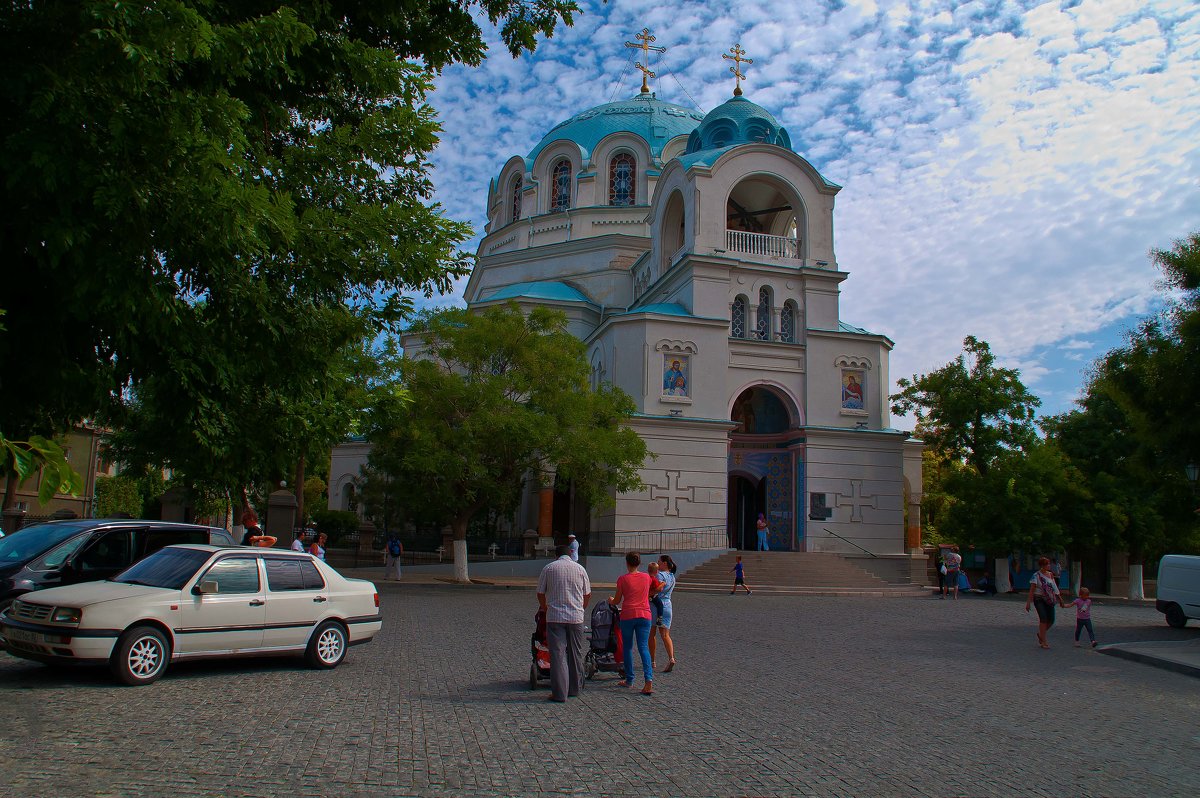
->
xmin=294 ymin=455 xmax=306 ymax=527
xmin=994 ymin=558 xmax=1011 ymax=593
xmin=451 ymin=516 xmax=471 ymax=584
xmin=2 ymin=472 xmax=15 ymax=510
xmin=1128 ymin=563 xmax=1145 ymax=600
xmin=1070 ymin=561 xmax=1082 ymax=597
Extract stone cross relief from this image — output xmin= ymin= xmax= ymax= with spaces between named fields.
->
xmin=836 ymin=480 xmax=875 ymax=522
xmin=651 ymin=470 xmax=694 ymax=516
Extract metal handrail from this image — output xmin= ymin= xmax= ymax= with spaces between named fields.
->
xmin=613 ymin=525 xmax=729 ymax=553
xmin=822 ymin=527 xmax=876 ymax=558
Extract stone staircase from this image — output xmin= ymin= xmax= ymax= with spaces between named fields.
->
xmin=677 ymin=551 xmax=928 ymax=597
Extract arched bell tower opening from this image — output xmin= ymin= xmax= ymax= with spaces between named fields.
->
xmin=725 ymin=176 xmax=804 ymax=261
xmin=726 ymin=385 xmax=805 ymax=551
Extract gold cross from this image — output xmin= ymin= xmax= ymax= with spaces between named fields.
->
xmin=723 ymin=43 xmax=753 ymax=96
xmin=625 ymin=28 xmax=666 ymax=94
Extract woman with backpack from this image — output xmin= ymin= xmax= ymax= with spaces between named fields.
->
xmin=385 ymin=535 xmax=404 ymax=581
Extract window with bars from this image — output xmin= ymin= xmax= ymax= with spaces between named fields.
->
xmin=509 ymin=175 xmax=522 ymax=223
xmin=609 ymin=153 xmax=636 ymax=206
xmin=731 ymin=296 xmax=747 ymax=338
xmin=780 ymin=301 xmax=796 ymax=343
xmin=756 ymin=288 xmax=771 ymax=340
xmin=550 ymin=159 xmax=572 ymax=212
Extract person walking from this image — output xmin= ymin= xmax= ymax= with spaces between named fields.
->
xmin=755 ymin=513 xmax=770 ymax=551
xmin=1071 ymin=587 xmax=1098 ymax=648
xmin=610 ymin=551 xmax=656 ymax=695
xmin=309 ymin=532 xmax=328 ymax=561
xmin=290 ymin=530 xmax=307 ymax=553
xmin=1026 ymin=556 xmax=1066 ymax=649
xmin=649 ymin=554 xmax=678 ymax=673
xmin=384 ymin=535 xmax=404 ymax=581
xmin=567 ymin=533 xmax=580 ymax=562
xmin=537 ymin=544 xmax=591 ymax=703
xmin=729 ymin=555 xmax=752 ymax=594
xmin=943 ymin=545 xmax=963 ymax=600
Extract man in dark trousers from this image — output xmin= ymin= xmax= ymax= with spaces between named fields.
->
xmin=536 ymin=545 xmax=591 ymax=703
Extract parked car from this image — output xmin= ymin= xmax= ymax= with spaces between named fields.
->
xmin=0 ymin=544 xmax=382 ymax=684
xmin=1156 ymin=554 xmax=1200 ymax=628
xmin=0 ymin=519 xmax=236 ymax=612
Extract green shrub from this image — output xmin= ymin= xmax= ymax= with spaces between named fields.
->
xmin=94 ymin=475 xmax=143 ymax=518
xmin=311 ymin=509 xmax=361 ymax=545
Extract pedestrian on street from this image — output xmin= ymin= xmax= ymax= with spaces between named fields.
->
xmin=755 ymin=513 xmax=770 ymax=551
xmin=384 ymin=535 xmax=404 ymax=581
xmin=536 ymin=544 xmax=591 ymax=703
xmin=650 ymin=554 xmax=678 ymax=672
xmin=1026 ymin=556 xmax=1066 ymax=649
xmin=290 ymin=529 xmax=307 ymax=553
xmin=567 ymin=533 xmax=580 ymax=562
xmin=309 ymin=532 xmax=328 ymax=561
xmin=943 ymin=545 xmax=963 ymax=600
xmin=1071 ymin=587 xmax=1098 ymax=648
xmin=729 ymin=555 xmax=752 ymax=594
xmin=610 ymin=550 xmax=657 ymax=695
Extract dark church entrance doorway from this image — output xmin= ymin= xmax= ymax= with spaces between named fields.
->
xmin=728 ymin=475 xmax=766 ymax=550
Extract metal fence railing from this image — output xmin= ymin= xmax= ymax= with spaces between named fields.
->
xmin=610 ymin=526 xmax=729 ymax=553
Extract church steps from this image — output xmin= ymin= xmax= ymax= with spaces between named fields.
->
xmin=675 ymin=551 xmax=923 ymax=596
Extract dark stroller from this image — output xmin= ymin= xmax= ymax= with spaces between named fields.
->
xmin=529 ymin=608 xmax=551 ymax=689
xmin=584 ymin=600 xmax=624 ymax=680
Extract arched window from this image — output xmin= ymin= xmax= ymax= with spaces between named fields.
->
xmin=550 ymin=159 xmax=572 ymax=212
xmin=756 ymin=288 xmax=772 ymax=340
xmin=780 ymin=301 xmax=796 ymax=343
xmin=609 ymin=153 xmax=636 ymax=206
xmin=731 ymin=296 xmax=747 ymax=339
xmin=509 ymin=175 xmax=522 ymax=223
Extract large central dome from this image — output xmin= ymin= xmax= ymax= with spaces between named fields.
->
xmin=527 ymin=93 xmax=704 ymax=165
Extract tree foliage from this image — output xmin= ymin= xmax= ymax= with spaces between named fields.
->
xmin=94 ymin=474 xmax=144 ymax=518
xmin=365 ymin=304 xmax=648 ymax=582
xmin=0 ymin=1 xmax=576 ymax=504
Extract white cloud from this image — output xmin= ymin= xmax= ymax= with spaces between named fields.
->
xmin=420 ymin=0 xmax=1200 ymax=420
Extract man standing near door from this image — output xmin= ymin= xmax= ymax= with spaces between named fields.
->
xmin=536 ymin=544 xmax=591 ymax=703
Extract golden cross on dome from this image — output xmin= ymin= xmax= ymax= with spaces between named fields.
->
xmin=723 ymin=43 xmax=753 ymax=96
xmin=625 ymin=28 xmax=666 ymax=94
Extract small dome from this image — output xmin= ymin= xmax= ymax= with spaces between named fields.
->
xmin=684 ymin=96 xmax=793 ymax=155
xmin=527 ymin=94 xmax=704 ymax=165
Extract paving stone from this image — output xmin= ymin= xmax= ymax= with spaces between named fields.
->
xmin=1 ymin=590 xmax=1198 ymax=796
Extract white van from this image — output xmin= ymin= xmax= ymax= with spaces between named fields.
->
xmin=1155 ymin=554 xmax=1200 ymax=628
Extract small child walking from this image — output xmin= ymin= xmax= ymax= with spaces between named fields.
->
xmin=729 ymin=555 xmax=752 ymax=595
xmin=1071 ymin=587 xmax=1097 ymax=647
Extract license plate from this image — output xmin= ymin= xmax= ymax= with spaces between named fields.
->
xmin=5 ymin=628 xmax=41 ymax=645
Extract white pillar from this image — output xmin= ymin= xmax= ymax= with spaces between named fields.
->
xmin=1128 ymin=563 xmax=1145 ymax=600
xmin=994 ymin=558 xmax=1012 ymax=594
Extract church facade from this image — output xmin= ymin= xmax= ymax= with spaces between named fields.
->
xmin=449 ymin=73 xmax=924 ymax=560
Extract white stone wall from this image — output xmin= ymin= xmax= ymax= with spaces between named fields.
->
xmin=802 ymin=429 xmax=906 ymax=555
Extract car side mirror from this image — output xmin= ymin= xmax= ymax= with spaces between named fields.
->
xmin=192 ymin=580 xmax=219 ymax=595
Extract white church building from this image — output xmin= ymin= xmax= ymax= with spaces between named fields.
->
xmin=332 ymin=56 xmax=924 ymax=568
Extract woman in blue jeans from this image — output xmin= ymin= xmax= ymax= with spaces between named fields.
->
xmin=610 ymin=551 xmax=657 ymax=695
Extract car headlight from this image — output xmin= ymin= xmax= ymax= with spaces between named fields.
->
xmin=51 ymin=607 xmax=82 ymax=624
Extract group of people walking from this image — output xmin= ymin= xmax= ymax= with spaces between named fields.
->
xmin=536 ymin=547 xmax=679 ymax=702
xmin=1026 ymin=555 xmax=1098 ymax=649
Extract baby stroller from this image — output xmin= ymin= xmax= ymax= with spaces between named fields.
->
xmin=529 ymin=608 xmax=551 ymax=689
xmin=584 ymin=600 xmax=624 ymax=680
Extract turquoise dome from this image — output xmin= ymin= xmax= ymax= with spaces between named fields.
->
xmin=684 ymin=96 xmax=793 ymax=155
xmin=527 ymin=94 xmax=704 ymax=165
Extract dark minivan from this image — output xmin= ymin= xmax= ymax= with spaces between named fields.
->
xmin=0 ymin=520 xmax=236 ymax=611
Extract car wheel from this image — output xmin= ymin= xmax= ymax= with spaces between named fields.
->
xmin=529 ymin=660 xmax=538 ymax=690
xmin=1165 ymin=603 xmax=1188 ymax=629
xmin=111 ymin=625 xmax=171 ymax=686
xmin=306 ymin=620 xmax=348 ymax=669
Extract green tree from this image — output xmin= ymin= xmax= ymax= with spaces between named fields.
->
xmin=365 ymin=304 xmax=648 ymax=582
xmin=0 ymin=1 xmax=576 ymax=506
xmin=94 ymin=474 xmax=144 ymax=518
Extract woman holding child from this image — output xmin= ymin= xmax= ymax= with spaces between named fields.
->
xmin=649 ymin=555 xmax=678 ymax=672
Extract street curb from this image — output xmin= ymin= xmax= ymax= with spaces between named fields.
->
xmin=1099 ymin=644 xmax=1200 ymax=679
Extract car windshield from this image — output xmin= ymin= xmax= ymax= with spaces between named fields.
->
xmin=0 ymin=522 xmax=94 ymax=564
xmin=113 ymin=547 xmax=211 ymax=590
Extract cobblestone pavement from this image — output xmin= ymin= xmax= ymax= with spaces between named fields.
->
xmin=2 ymin=588 xmax=1199 ymax=797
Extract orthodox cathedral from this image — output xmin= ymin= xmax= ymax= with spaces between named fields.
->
xmin=334 ymin=40 xmax=924 ymax=564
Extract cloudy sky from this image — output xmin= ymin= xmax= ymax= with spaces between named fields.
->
xmin=422 ymin=0 xmax=1199 ymax=425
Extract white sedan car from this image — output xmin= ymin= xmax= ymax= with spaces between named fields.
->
xmin=0 ymin=544 xmax=382 ymax=685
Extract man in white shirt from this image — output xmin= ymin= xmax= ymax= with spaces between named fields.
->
xmin=567 ymin=533 xmax=579 ymax=562
xmin=536 ymin=545 xmax=591 ymax=703
xmin=290 ymin=530 xmax=307 ymax=553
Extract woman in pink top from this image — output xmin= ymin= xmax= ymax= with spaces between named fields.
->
xmin=610 ymin=551 xmax=658 ymax=695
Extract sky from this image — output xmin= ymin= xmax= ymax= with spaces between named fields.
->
xmin=421 ymin=0 xmax=1200 ymax=426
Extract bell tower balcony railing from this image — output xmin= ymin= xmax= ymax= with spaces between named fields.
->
xmin=725 ymin=229 xmax=801 ymax=260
